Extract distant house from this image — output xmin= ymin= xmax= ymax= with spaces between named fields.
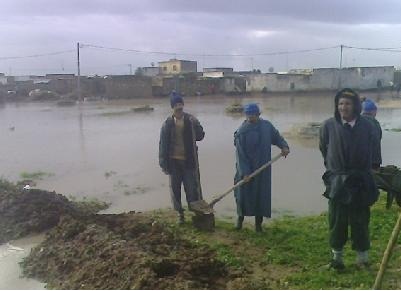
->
xmin=203 ymin=67 xmax=234 ymax=78
xmin=158 ymin=59 xmax=197 ymax=75
xmin=45 ymin=74 xmax=75 ymax=80
xmin=13 ymin=75 xmax=49 ymax=84
xmin=246 ymin=66 xmax=395 ymax=92
xmin=0 ymin=73 xmax=8 ymax=85
xmin=138 ymin=67 xmax=160 ymax=77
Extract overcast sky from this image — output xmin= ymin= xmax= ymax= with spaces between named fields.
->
xmin=1 ymin=0 xmax=401 ymax=75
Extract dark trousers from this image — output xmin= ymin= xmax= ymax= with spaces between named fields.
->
xmin=328 ymin=199 xmax=371 ymax=252
xmin=169 ymin=159 xmax=201 ymax=214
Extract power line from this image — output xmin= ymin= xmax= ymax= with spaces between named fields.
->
xmin=344 ymin=45 xmax=401 ymax=52
xmin=0 ymin=49 xmax=75 ymax=61
xmin=81 ymin=43 xmax=340 ymax=57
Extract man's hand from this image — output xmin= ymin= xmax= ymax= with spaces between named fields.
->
xmin=162 ymin=168 xmax=170 ymax=175
xmin=281 ymin=147 xmax=290 ymax=158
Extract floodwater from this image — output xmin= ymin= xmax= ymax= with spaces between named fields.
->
xmin=1 ymin=93 xmax=401 ymax=288
xmin=0 ymin=235 xmax=45 ymax=289
xmin=2 ymin=94 xmax=401 ymax=217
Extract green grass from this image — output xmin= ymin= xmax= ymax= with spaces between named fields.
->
xmin=19 ymin=171 xmax=54 ymax=180
xmin=169 ymin=194 xmax=401 ymax=289
xmin=67 ymin=195 xmax=110 ymax=214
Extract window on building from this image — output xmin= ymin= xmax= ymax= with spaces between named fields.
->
xmin=163 ymin=67 xmax=167 ymax=71
xmin=173 ymin=65 xmax=177 ymax=71
xmin=290 ymin=82 xmax=295 ymax=90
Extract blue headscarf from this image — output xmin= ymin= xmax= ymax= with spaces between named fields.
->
xmin=170 ymin=91 xmax=184 ymax=108
xmin=362 ymin=99 xmax=377 ymax=113
xmin=244 ymin=103 xmax=260 ymax=115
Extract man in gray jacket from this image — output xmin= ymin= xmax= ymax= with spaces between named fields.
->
xmin=159 ymin=92 xmax=205 ymax=224
xmin=319 ymin=88 xmax=379 ymax=271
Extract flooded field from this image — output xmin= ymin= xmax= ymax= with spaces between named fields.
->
xmin=1 ymin=94 xmax=401 ymax=218
xmin=1 ymin=93 xmax=401 ymax=288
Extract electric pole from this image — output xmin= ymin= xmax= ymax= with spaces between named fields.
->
xmin=77 ymin=42 xmax=82 ymax=102
xmin=286 ymin=51 xmax=289 ymax=72
xmin=338 ymin=44 xmax=344 ymax=89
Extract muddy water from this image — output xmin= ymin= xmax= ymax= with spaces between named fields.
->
xmin=1 ymin=94 xmax=401 ymax=289
xmin=1 ymin=94 xmax=401 ymax=218
xmin=0 ymin=235 xmax=45 ymax=289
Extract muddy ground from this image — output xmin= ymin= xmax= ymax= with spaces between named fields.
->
xmin=3 ymin=178 xmax=400 ymax=290
xmin=21 ymin=212 xmax=240 ymax=289
xmin=0 ymin=180 xmax=246 ymax=289
xmin=0 ymin=179 xmax=107 ymax=244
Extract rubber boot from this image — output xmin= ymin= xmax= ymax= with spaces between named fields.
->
xmin=255 ymin=216 xmax=263 ymax=232
xmin=235 ymin=216 xmax=244 ymax=230
xmin=177 ymin=212 xmax=185 ymax=225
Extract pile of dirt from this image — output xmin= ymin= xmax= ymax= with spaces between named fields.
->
xmin=21 ymin=212 xmax=235 ymax=289
xmin=0 ymin=180 xmax=107 ymax=244
xmin=225 ymin=102 xmax=243 ymax=114
xmin=285 ymin=122 xmax=321 ymax=139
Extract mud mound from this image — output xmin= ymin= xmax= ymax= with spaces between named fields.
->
xmin=21 ymin=212 xmax=232 ymax=289
xmin=0 ymin=180 xmax=107 ymax=244
xmin=286 ymin=122 xmax=321 ymax=139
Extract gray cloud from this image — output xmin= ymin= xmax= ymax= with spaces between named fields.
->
xmin=1 ymin=0 xmax=401 ymax=75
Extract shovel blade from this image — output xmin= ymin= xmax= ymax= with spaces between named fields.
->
xmin=189 ymin=199 xmax=214 ymax=214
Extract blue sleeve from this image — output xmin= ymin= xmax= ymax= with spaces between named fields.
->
xmin=271 ymin=124 xmax=289 ymax=149
xmin=234 ymin=132 xmax=252 ymax=177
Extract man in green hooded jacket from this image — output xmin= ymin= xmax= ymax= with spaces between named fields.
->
xmin=319 ymin=88 xmax=380 ymax=271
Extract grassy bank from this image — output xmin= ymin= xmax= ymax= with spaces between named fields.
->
xmin=173 ymin=195 xmax=401 ymax=289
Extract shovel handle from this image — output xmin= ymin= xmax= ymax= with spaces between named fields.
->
xmin=209 ymin=153 xmax=282 ymax=207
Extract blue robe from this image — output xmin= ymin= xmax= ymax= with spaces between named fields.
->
xmin=234 ymin=118 xmax=289 ymax=218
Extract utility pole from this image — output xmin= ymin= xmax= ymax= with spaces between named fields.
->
xmin=77 ymin=42 xmax=82 ymax=102
xmin=129 ymin=64 xmax=133 ymax=75
xmin=338 ymin=44 xmax=344 ymax=89
xmin=286 ymin=51 xmax=289 ymax=72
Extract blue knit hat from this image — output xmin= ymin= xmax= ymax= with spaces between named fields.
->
xmin=362 ymin=99 xmax=377 ymax=113
xmin=244 ymin=103 xmax=260 ymax=115
xmin=170 ymin=91 xmax=184 ymax=108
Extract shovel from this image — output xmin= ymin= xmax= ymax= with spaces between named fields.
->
xmin=190 ymin=153 xmax=283 ymax=230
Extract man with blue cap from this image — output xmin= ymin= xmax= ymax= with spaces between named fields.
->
xmin=362 ymin=99 xmax=382 ymax=170
xmin=234 ymin=103 xmax=290 ymax=232
xmin=159 ymin=92 xmax=205 ymax=224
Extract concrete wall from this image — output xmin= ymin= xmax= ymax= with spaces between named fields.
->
xmin=140 ymin=67 xmax=160 ymax=77
xmin=203 ymin=68 xmax=233 ymax=73
xmin=394 ymin=70 xmax=401 ymax=85
xmin=310 ymin=68 xmax=339 ymax=90
xmin=181 ymin=61 xmax=197 ymax=74
xmin=104 ymin=75 xmax=152 ymax=99
xmin=246 ymin=66 xmax=395 ymax=92
xmin=203 ymin=72 xmax=224 ymax=78
xmin=246 ymin=73 xmax=311 ymax=92
xmin=0 ymin=76 xmax=7 ymax=85
xmin=152 ymin=75 xmax=221 ymax=96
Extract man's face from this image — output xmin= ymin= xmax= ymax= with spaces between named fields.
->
xmin=173 ymin=103 xmax=184 ymax=116
xmin=365 ymin=111 xmax=377 ymax=118
xmin=246 ymin=114 xmax=259 ymax=123
xmin=338 ymin=97 xmax=355 ymax=121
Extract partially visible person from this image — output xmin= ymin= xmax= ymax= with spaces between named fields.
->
xmin=159 ymin=92 xmax=205 ymax=224
xmin=361 ymin=99 xmax=382 ymax=170
xmin=233 ymin=103 xmax=289 ymax=232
